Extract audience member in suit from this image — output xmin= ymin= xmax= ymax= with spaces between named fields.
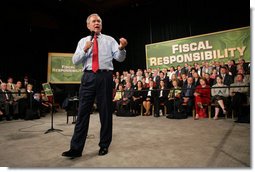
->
xmin=156 ymin=72 xmax=168 ymax=89
xmin=181 ymin=63 xmax=189 ymax=75
xmin=12 ymin=81 xmax=27 ymax=119
xmin=132 ymin=76 xmax=138 ymax=90
xmin=168 ymin=66 xmax=176 ymax=82
xmin=230 ymin=74 xmax=249 ymax=123
xmin=142 ymin=80 xmax=156 ymax=116
xmin=193 ymin=72 xmax=200 ymax=87
xmin=179 ymin=77 xmax=195 ymax=117
xmin=175 ymin=65 xmax=182 ymax=80
xmin=238 ymin=58 xmax=249 ymax=74
xmin=154 ymin=80 xmax=169 ymax=117
xmin=218 ymin=66 xmax=233 ymax=86
xmin=113 ymin=78 xmax=120 ymax=90
xmin=165 ymin=80 xmax=181 ymax=115
xmin=178 ymin=73 xmax=188 ymax=87
xmin=23 ymin=75 xmax=29 ymax=89
xmin=0 ymin=82 xmax=18 ymax=120
xmin=116 ymin=82 xmax=133 ymax=113
xmin=195 ymin=63 xmax=203 ymax=77
xmin=213 ymin=61 xmax=221 ymax=75
xmin=228 ymin=60 xmax=237 ymax=77
xmin=152 ymin=70 xmax=160 ymax=87
xmin=202 ymin=62 xmax=212 ymax=75
xmin=235 ymin=68 xmax=250 ymax=84
xmin=194 ymin=78 xmax=211 ymax=119
xmin=204 ymin=73 xmax=215 ymax=87
xmin=120 ymin=75 xmax=126 ymax=86
xmin=130 ymin=81 xmax=144 ymax=115
xmin=7 ymin=77 xmax=15 ymax=92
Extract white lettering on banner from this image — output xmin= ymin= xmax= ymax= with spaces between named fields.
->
xmin=150 ymin=57 xmax=157 ymax=66
xmin=163 ymin=56 xmax=169 ymax=64
xmin=204 ymin=51 xmax=213 ymax=60
xmin=172 ymin=40 xmax=212 ymax=54
xmin=224 ymin=49 xmax=229 ymax=57
xmin=183 ymin=53 xmax=192 ymax=62
xmin=228 ymin=48 xmax=236 ymax=57
xmin=158 ymin=57 xmax=163 ymax=65
xmin=213 ymin=50 xmax=217 ymax=59
xmin=170 ymin=56 xmax=176 ymax=64
xmin=172 ymin=44 xmax=179 ymax=54
xmin=190 ymin=42 xmax=197 ymax=51
xmin=193 ymin=52 xmax=200 ymax=61
xmin=217 ymin=50 xmax=225 ymax=58
xmin=149 ymin=46 xmax=247 ymax=66
xmin=177 ymin=55 xmax=183 ymax=63
xmin=182 ymin=44 xmax=189 ymax=53
xmin=237 ymin=46 xmax=246 ymax=56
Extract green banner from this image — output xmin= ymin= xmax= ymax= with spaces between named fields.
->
xmin=47 ymin=53 xmax=83 ymax=84
xmin=145 ymin=27 xmax=250 ymax=69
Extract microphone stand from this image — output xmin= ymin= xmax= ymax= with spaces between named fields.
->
xmin=45 ymin=89 xmax=63 ymax=134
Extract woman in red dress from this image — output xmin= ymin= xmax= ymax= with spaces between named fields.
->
xmin=194 ymin=77 xmax=211 ymax=119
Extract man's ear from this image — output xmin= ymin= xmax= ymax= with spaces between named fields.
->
xmin=87 ymin=23 xmax=90 ymax=30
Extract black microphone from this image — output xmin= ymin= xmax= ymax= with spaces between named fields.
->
xmin=90 ymin=31 xmax=95 ymax=41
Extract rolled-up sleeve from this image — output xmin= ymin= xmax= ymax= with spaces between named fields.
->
xmin=111 ymin=38 xmax=126 ymax=62
xmin=72 ymin=38 xmax=91 ymax=65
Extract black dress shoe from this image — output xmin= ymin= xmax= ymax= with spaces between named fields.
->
xmin=98 ymin=147 xmax=108 ymax=156
xmin=62 ymin=149 xmax=82 ymax=158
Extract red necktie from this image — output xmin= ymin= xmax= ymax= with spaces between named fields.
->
xmin=92 ymin=35 xmax=99 ymax=73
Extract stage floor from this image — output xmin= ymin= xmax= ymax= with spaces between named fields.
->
xmin=0 ymin=109 xmax=250 ymax=168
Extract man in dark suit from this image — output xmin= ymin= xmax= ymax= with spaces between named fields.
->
xmin=0 ymin=82 xmax=18 ymax=121
xmin=179 ymin=77 xmax=195 ymax=117
xmin=219 ymin=66 xmax=233 ymax=86
xmin=116 ymin=82 xmax=133 ymax=114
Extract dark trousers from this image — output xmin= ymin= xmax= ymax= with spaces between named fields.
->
xmin=231 ymin=92 xmax=247 ymax=121
xmin=70 ymin=71 xmax=113 ymax=152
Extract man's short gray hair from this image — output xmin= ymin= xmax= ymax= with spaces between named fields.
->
xmin=86 ymin=13 xmax=102 ymax=24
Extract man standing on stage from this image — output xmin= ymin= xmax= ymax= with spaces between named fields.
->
xmin=62 ymin=13 xmax=128 ymax=158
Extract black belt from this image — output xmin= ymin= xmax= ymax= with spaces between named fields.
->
xmin=84 ymin=69 xmax=112 ymax=73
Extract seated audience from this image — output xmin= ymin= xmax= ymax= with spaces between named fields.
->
xmin=130 ymin=81 xmax=144 ymax=115
xmin=179 ymin=77 xmax=195 ymax=117
xmin=154 ymin=80 xmax=169 ymax=117
xmin=230 ymin=73 xmax=249 ymax=123
xmin=12 ymin=81 xmax=27 ymax=119
xmin=0 ymin=82 xmax=18 ymax=120
xmin=142 ymin=80 xmax=156 ymax=116
xmin=211 ymin=76 xmax=229 ymax=120
xmin=218 ymin=66 xmax=233 ymax=86
xmin=194 ymin=78 xmax=211 ymax=119
xmin=165 ymin=80 xmax=181 ymax=115
xmin=116 ymin=82 xmax=133 ymax=114
xmin=7 ymin=77 xmax=15 ymax=92
xmin=112 ymin=84 xmax=124 ymax=113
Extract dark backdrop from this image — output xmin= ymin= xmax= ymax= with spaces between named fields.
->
xmin=1 ymin=0 xmax=249 ymax=85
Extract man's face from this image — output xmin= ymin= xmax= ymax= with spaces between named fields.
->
xmin=221 ymin=68 xmax=226 ymax=74
xmin=1 ymin=84 xmax=7 ymax=90
xmin=187 ymin=78 xmax=193 ymax=84
xmin=87 ymin=15 xmax=102 ymax=34
xmin=16 ymin=82 xmax=22 ymax=88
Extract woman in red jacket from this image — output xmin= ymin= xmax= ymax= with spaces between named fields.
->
xmin=194 ymin=77 xmax=211 ymax=119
